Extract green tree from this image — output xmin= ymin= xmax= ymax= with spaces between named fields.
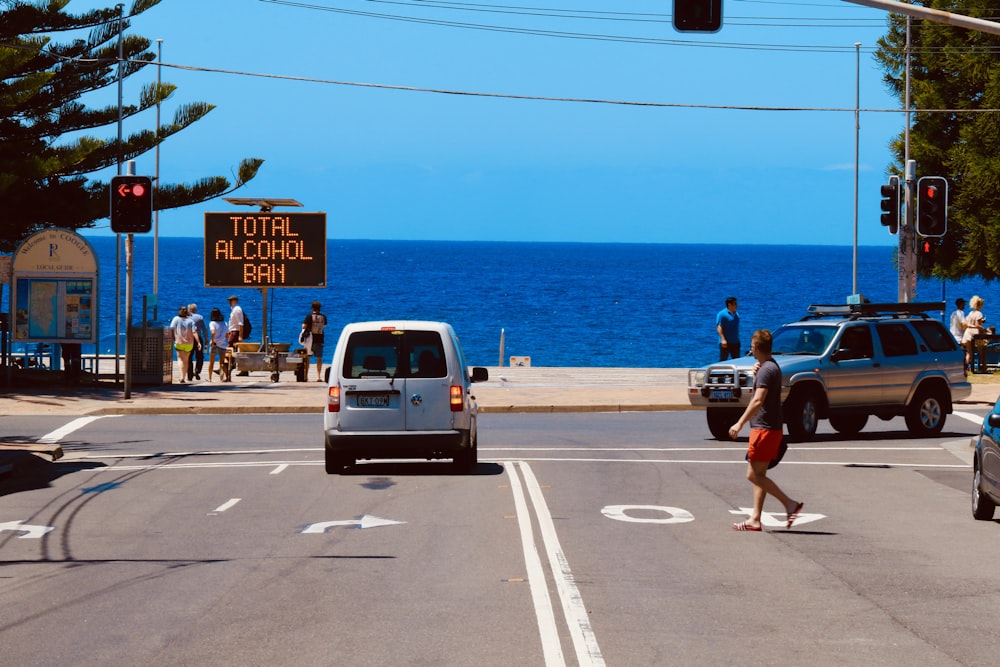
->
xmin=0 ymin=0 xmax=263 ymax=253
xmin=875 ymin=0 xmax=1000 ymax=280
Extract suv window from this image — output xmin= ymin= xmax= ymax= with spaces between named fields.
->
xmin=912 ymin=320 xmax=959 ymax=352
xmin=875 ymin=322 xmax=919 ymax=357
xmin=342 ymin=330 xmax=446 ymax=379
xmin=837 ymin=325 xmax=874 ymax=359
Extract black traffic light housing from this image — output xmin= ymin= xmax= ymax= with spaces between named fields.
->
xmin=919 ymin=237 xmax=938 ymax=272
xmin=916 ymin=176 xmax=948 ymax=237
xmin=673 ymin=0 xmax=723 ymax=32
xmin=880 ymin=175 xmax=900 ymax=235
xmin=110 ymin=175 xmax=153 ymax=233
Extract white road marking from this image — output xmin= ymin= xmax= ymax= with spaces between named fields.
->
xmin=501 ymin=461 xmax=565 ymax=667
xmin=39 ymin=415 xmax=118 ymax=444
xmin=212 ymin=498 xmax=241 ymax=513
xmin=301 ymin=516 xmax=405 ymax=532
xmin=729 ymin=508 xmax=827 ymax=527
xmin=602 ymin=505 xmax=695 ymax=524
xmin=519 ymin=462 xmax=605 ymax=667
xmin=954 ymin=410 xmax=985 ymax=426
xmin=270 ymin=464 xmax=288 ymax=475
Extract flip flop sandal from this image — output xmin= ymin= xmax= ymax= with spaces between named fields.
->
xmin=786 ymin=502 xmax=804 ymax=529
xmin=732 ymin=521 xmax=762 ymax=532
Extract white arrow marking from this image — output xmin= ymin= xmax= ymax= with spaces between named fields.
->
xmin=0 ymin=520 xmax=55 ymax=539
xmin=729 ymin=507 xmax=826 ymax=528
xmin=301 ymin=515 xmax=405 ymax=533
xmin=601 ymin=504 xmax=695 ymax=524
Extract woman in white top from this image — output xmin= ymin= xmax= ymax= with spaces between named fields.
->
xmin=961 ymin=295 xmax=986 ymax=373
xmin=169 ymin=306 xmax=199 ymax=384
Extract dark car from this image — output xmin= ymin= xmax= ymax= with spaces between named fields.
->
xmin=973 ymin=397 xmax=1000 ymax=520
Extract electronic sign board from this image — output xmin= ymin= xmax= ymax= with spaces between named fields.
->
xmin=204 ymin=212 xmax=327 ymax=288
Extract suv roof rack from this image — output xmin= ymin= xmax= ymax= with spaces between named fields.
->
xmin=803 ymin=302 xmax=945 ymax=320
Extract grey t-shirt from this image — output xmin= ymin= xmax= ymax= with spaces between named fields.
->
xmin=750 ymin=359 xmax=783 ymax=431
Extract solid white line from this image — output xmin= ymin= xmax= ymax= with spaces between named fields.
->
xmin=520 ymin=462 xmax=605 ymax=667
xmin=270 ymin=464 xmax=288 ymax=475
xmin=38 ymin=415 xmax=118 ymax=444
xmin=485 ymin=446 xmax=944 ymax=452
xmin=504 ymin=461 xmax=565 ymax=666
xmin=213 ymin=498 xmax=241 ymax=512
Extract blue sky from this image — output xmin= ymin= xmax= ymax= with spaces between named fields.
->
xmin=73 ymin=0 xmax=905 ymax=245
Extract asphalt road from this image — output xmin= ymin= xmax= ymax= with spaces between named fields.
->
xmin=1 ymin=410 xmax=998 ymax=666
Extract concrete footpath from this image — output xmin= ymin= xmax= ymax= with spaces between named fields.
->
xmin=2 ymin=366 xmax=998 ymax=474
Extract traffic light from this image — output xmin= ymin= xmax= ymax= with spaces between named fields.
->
xmin=919 ymin=238 xmax=937 ymax=271
xmin=916 ymin=176 xmax=948 ymax=237
xmin=110 ymin=175 xmax=152 ymax=233
xmin=880 ymin=175 xmax=900 ymax=234
xmin=673 ymin=0 xmax=723 ymax=32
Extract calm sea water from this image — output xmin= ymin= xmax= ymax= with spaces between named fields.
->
xmin=77 ymin=237 xmax=998 ymax=368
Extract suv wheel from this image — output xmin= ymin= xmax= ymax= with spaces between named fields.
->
xmin=973 ymin=463 xmax=997 ymax=520
xmin=785 ymin=391 xmax=820 ymax=442
xmin=904 ymin=388 xmax=946 ymax=437
xmin=829 ymin=414 xmax=868 ymax=436
xmin=707 ymin=408 xmax=741 ymax=441
xmin=973 ymin=464 xmax=997 ymax=520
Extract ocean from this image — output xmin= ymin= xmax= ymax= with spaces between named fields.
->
xmin=68 ymin=237 xmax=999 ymax=368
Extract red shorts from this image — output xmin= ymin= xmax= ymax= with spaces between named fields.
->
xmin=747 ymin=429 xmax=783 ymax=462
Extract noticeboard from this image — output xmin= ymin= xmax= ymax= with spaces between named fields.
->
xmin=204 ymin=212 xmax=327 ymax=288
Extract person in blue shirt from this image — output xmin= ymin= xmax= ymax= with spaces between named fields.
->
xmin=716 ymin=296 xmax=741 ymax=360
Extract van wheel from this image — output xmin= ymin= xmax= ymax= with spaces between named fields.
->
xmin=785 ymin=391 xmax=820 ymax=442
xmin=973 ymin=464 xmax=997 ymax=520
xmin=454 ymin=430 xmax=478 ymax=471
xmin=325 ymin=449 xmax=352 ymax=475
xmin=905 ymin=388 xmax=946 ymax=437
xmin=829 ymin=414 xmax=868 ymax=436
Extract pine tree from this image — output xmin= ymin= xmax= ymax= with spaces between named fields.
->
xmin=0 ymin=0 xmax=263 ymax=253
xmin=876 ymin=0 xmax=1000 ymax=280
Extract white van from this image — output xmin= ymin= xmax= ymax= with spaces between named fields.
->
xmin=323 ymin=321 xmax=489 ymax=473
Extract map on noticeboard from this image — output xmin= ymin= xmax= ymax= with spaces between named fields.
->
xmin=14 ymin=277 xmax=94 ymax=342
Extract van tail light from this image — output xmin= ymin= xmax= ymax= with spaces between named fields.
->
xmin=328 ymin=385 xmax=341 ymax=412
xmin=450 ymin=385 xmax=464 ymax=412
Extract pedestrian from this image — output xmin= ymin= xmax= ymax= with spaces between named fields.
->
xmin=187 ymin=303 xmax=209 ymax=381
xmin=716 ymin=296 xmax=741 ymax=361
xmin=962 ymin=295 xmax=986 ymax=373
xmin=302 ymin=300 xmax=328 ymax=382
xmin=61 ymin=342 xmax=82 ymax=384
xmin=206 ymin=307 xmax=229 ymax=381
xmin=169 ymin=306 xmax=199 ymax=384
xmin=226 ymin=295 xmax=245 ymax=347
xmin=950 ymin=297 xmax=966 ymax=343
xmin=728 ymin=329 xmax=803 ymax=532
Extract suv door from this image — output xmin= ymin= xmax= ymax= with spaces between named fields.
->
xmin=826 ymin=324 xmax=883 ymax=407
xmin=874 ymin=322 xmax=922 ymax=404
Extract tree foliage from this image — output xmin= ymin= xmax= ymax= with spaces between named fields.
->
xmin=876 ymin=0 xmax=1000 ymax=280
xmin=0 ymin=0 xmax=263 ymax=253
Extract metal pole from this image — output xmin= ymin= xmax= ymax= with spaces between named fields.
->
xmin=115 ymin=3 xmax=124 ymax=380
xmin=852 ymin=42 xmax=861 ymax=297
xmin=154 ymin=39 xmax=162 ymax=323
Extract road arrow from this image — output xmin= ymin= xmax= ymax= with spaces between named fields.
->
xmin=301 ymin=515 xmax=406 ymax=534
xmin=730 ymin=508 xmax=825 ymax=528
xmin=0 ymin=520 xmax=55 ymax=539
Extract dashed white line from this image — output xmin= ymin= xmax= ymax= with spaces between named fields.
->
xmin=39 ymin=415 xmax=119 ymax=444
xmin=212 ymin=498 xmax=241 ymax=513
xmin=270 ymin=464 xmax=288 ymax=475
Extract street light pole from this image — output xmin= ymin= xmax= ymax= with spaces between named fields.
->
xmin=853 ymin=42 xmax=861 ymax=297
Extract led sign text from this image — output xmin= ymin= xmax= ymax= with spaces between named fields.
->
xmin=204 ymin=212 xmax=327 ymax=288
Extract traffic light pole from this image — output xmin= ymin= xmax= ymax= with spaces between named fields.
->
xmin=899 ymin=160 xmax=917 ymax=303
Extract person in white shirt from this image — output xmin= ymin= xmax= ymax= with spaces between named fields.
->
xmin=169 ymin=306 xmax=199 ymax=384
xmin=950 ymin=297 xmax=966 ymax=343
xmin=227 ymin=295 xmax=245 ymax=347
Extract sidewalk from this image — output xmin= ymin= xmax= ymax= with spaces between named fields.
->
xmin=2 ymin=366 xmax=998 ymax=474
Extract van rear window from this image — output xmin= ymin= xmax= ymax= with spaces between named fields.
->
xmin=343 ymin=330 xmax=446 ymax=379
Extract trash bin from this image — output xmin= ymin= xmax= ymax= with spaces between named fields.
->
xmin=127 ymin=326 xmax=172 ymax=385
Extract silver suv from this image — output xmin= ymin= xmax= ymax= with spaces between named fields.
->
xmin=687 ymin=303 xmax=971 ymax=441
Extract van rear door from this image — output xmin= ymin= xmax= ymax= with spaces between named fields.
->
xmin=339 ymin=330 xmax=405 ymax=432
xmin=401 ymin=330 xmax=452 ymax=432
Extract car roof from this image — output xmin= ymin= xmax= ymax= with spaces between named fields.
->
xmin=340 ymin=320 xmax=457 ymax=333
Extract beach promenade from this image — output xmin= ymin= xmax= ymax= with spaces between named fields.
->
xmin=2 ymin=366 xmax=998 ymax=474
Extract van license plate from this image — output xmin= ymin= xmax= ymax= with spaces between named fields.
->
xmin=710 ymin=389 xmax=733 ymax=401
xmin=358 ymin=395 xmax=390 ymax=407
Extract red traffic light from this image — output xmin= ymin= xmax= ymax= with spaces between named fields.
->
xmin=116 ymin=182 xmax=147 ymax=198
xmin=924 ymin=185 xmax=938 ymax=199
xmin=110 ymin=175 xmax=153 ymax=233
